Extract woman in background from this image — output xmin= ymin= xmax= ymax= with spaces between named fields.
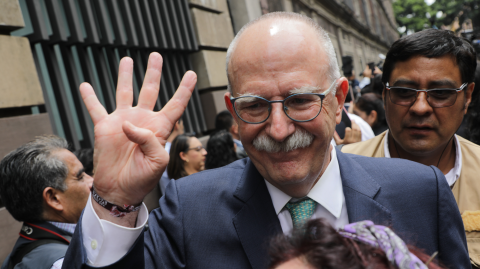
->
xmin=205 ymin=130 xmax=238 ymax=169
xmin=352 ymin=93 xmax=388 ymax=136
xmin=167 ymin=134 xmax=207 ymax=180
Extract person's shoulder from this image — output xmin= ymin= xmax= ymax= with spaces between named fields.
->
xmin=339 ymin=151 xmax=441 ymax=189
xmin=341 ymin=132 xmax=386 ymax=156
xmin=458 ymin=135 xmax=480 ymax=152
xmin=175 ymin=158 xmax=248 ymax=190
xmin=19 ymin=243 xmax=68 ymax=268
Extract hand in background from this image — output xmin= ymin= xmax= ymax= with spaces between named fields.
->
xmin=80 ymin=52 xmax=196 ymax=225
xmin=334 ymin=120 xmax=362 ymax=145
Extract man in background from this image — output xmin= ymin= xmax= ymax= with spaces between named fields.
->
xmin=0 ymin=135 xmax=93 ymax=269
xmin=215 ymin=110 xmax=247 ymax=158
xmin=342 ymin=29 xmax=480 ymax=267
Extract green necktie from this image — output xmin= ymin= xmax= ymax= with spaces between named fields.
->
xmin=285 ymin=198 xmax=317 ymax=230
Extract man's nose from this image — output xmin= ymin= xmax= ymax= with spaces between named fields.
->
xmin=410 ymin=92 xmax=433 ymax=116
xmin=265 ymin=103 xmax=295 ymax=142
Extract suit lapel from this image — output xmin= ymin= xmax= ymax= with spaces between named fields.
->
xmin=233 ymin=159 xmax=282 ymax=269
xmin=336 ymin=149 xmax=393 ymax=227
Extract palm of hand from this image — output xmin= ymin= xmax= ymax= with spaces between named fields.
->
xmin=80 ymin=53 xmax=196 ymax=205
xmin=93 ymin=108 xmax=168 ymax=204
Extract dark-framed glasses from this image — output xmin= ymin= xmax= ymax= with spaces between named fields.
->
xmin=188 ymin=145 xmax=205 ymax=152
xmin=230 ymin=81 xmax=336 ymax=124
xmin=385 ymin=82 xmax=468 ymax=108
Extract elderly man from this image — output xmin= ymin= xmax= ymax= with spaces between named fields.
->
xmin=342 ymin=29 xmax=480 ymax=266
xmin=64 ymin=13 xmax=468 ymax=268
xmin=0 ymin=135 xmax=93 ymax=269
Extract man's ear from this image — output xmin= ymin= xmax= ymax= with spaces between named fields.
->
xmin=43 ymin=187 xmax=63 ymax=212
xmin=335 ymin=78 xmax=349 ymax=124
xmin=224 ymin=92 xmax=239 ymax=124
xmin=464 ymin=82 xmax=475 ymax=114
xmin=224 ymin=92 xmax=235 ymax=116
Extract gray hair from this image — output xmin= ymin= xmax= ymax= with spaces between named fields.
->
xmin=0 ymin=135 xmax=69 ymax=222
xmin=226 ymin=12 xmax=341 ymax=94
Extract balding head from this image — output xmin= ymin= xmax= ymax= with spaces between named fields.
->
xmin=226 ymin=12 xmax=340 ymax=93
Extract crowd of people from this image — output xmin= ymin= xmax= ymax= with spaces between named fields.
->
xmin=1 ymin=11 xmax=480 ymax=269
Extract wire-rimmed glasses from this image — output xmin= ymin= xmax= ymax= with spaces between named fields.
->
xmin=385 ymin=82 xmax=468 ymax=108
xmin=230 ymin=81 xmax=336 ymax=124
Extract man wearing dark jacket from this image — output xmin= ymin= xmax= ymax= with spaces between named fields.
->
xmin=0 ymin=135 xmax=93 ymax=269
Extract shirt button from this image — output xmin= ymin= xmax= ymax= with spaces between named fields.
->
xmin=91 ymin=240 xmax=97 ymax=250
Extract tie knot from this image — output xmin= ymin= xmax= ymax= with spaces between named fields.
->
xmin=285 ymin=198 xmax=317 ymax=230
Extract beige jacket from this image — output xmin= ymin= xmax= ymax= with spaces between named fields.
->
xmin=342 ymin=132 xmax=480 ymax=266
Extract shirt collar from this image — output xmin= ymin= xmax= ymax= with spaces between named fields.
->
xmin=265 ymin=147 xmax=344 ymax=219
xmin=383 ymin=130 xmax=462 ymax=186
xmin=48 ymin=221 xmax=76 ymax=235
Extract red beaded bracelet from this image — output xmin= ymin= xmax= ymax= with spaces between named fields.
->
xmin=91 ymin=187 xmax=142 ymax=217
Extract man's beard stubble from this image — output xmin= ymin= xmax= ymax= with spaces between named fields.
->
xmin=252 ymin=128 xmax=314 ymax=153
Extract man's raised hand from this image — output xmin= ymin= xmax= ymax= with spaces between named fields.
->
xmin=80 ymin=52 xmax=196 ymax=215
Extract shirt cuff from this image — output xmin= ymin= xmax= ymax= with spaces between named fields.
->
xmin=82 ymin=193 xmax=148 ymax=266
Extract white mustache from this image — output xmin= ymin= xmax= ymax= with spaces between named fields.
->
xmin=252 ymin=129 xmax=314 ymax=153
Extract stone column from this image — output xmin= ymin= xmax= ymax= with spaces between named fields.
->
xmin=188 ymin=0 xmax=235 ymax=131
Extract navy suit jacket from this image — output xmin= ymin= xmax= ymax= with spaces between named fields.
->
xmin=64 ymin=150 xmax=469 ymax=268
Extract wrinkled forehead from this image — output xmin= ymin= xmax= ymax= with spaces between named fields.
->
xmin=228 ymin=19 xmax=328 ymax=95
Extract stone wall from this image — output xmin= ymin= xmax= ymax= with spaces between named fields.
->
xmin=189 ymin=0 xmax=238 ymax=130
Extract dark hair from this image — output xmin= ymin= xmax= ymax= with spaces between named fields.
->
xmin=205 ymin=131 xmax=238 ymax=169
xmin=0 ymin=135 xmax=69 ymax=222
xmin=355 ymin=93 xmax=386 ymax=128
xmin=74 ymin=148 xmax=94 ymax=176
xmin=167 ymin=134 xmax=194 ymax=180
xmin=215 ymin=110 xmax=234 ymax=132
xmin=268 ymin=219 xmax=445 ymax=269
xmin=382 ymin=29 xmax=477 ymax=86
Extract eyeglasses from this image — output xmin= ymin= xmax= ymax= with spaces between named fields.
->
xmin=385 ymin=82 xmax=468 ymax=108
xmin=188 ymin=146 xmax=205 ymax=152
xmin=230 ymin=81 xmax=336 ymax=124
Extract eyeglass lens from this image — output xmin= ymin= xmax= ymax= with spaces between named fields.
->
xmin=189 ymin=146 xmax=204 ymax=151
xmin=233 ymin=94 xmax=323 ymax=123
xmin=389 ymin=88 xmax=459 ymax=108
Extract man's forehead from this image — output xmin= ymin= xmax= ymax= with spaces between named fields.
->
xmin=389 ymin=55 xmax=462 ymax=85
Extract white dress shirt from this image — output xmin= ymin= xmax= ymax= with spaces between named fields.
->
xmin=265 ymin=147 xmax=349 ymax=234
xmin=81 ymin=148 xmax=348 ymax=266
xmin=383 ymin=130 xmax=462 ymax=187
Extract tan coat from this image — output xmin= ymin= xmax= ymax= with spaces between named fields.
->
xmin=342 ymin=132 xmax=480 ymax=266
